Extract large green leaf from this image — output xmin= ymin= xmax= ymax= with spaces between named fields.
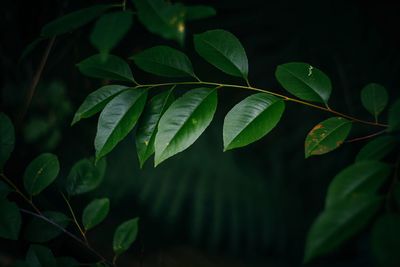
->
xmin=0 ymin=113 xmax=15 ymax=171
xmin=135 ymin=89 xmax=175 ymax=168
xmin=223 ymin=93 xmax=285 ymax=150
xmin=113 ymin=218 xmax=139 ymax=256
xmin=41 ymin=5 xmax=113 ymax=37
xmin=66 ymin=157 xmax=106 ymax=196
xmin=72 ymin=85 xmax=128 ymax=125
xmin=325 ymin=161 xmax=391 ymax=207
xmin=371 ymin=213 xmax=400 ymax=267
xmin=0 ymin=181 xmax=12 ymax=199
xmin=360 ymin=83 xmax=388 ymax=121
xmin=155 ymin=88 xmax=217 ymax=166
xmin=194 ymin=29 xmax=248 ymax=79
xmin=305 ymin=117 xmax=352 ymax=158
xmin=77 ymin=54 xmax=135 ymax=83
xmin=304 ymin=195 xmax=382 ymax=263
xmin=388 ymin=99 xmax=400 ymax=132
xmin=23 ymin=153 xmax=60 ymax=196
xmin=0 ymin=199 xmax=21 ymax=240
xmin=82 ymin=198 xmax=110 ymax=231
xmin=275 ymin=62 xmax=332 ymax=104
xmin=356 ymin=136 xmax=397 ymax=162
xmin=90 ymin=11 xmax=133 ymax=55
xmin=132 ymin=46 xmax=195 ymax=78
xmin=185 ymin=5 xmax=216 ymax=21
xmin=26 ymin=245 xmax=57 ymax=267
xmin=25 ymin=211 xmax=69 ymax=243
xmin=95 ymin=89 xmax=148 ymax=161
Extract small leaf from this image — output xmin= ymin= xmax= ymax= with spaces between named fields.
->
xmin=194 ymin=29 xmax=248 ymax=79
xmin=388 ymin=99 xmax=400 ymax=132
xmin=0 ymin=199 xmax=21 ymax=240
xmin=223 ymin=94 xmax=285 ymax=150
xmin=304 ymin=195 xmax=382 ymax=263
xmin=325 ymin=161 xmax=391 ymax=207
xmin=360 ymin=83 xmax=389 ymax=121
xmin=95 ymin=89 xmax=148 ymax=161
xmin=23 ymin=153 xmax=60 ymax=196
xmin=305 ymin=117 xmax=352 ymax=158
xmin=90 ymin=11 xmax=133 ymax=55
xmin=185 ymin=5 xmax=216 ymax=21
xmin=26 ymin=245 xmax=57 ymax=267
xmin=72 ymin=85 xmax=128 ymax=125
xmin=0 ymin=113 xmax=15 ymax=171
xmin=0 ymin=181 xmax=13 ymax=199
xmin=41 ymin=5 xmax=113 ymax=37
xmin=275 ymin=62 xmax=332 ymax=104
xmin=113 ymin=218 xmax=139 ymax=256
xmin=155 ymin=88 xmax=217 ymax=166
xmin=356 ymin=136 xmax=397 ymax=162
xmin=135 ymin=89 xmax=175 ymax=168
xmin=25 ymin=211 xmax=69 ymax=243
xmin=132 ymin=46 xmax=195 ymax=78
xmin=66 ymin=157 xmax=106 ymax=196
xmin=57 ymin=257 xmax=79 ymax=267
xmin=371 ymin=213 xmax=400 ymax=267
xmin=77 ymin=54 xmax=135 ymax=83
xmin=82 ymin=198 xmax=110 ymax=231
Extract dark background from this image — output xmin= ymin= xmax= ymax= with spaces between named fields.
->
xmin=1 ymin=0 xmax=400 ymax=266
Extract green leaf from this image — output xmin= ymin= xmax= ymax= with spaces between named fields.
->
xmin=25 ymin=211 xmax=69 ymax=243
xmin=135 ymin=89 xmax=175 ymax=168
xmin=388 ymin=99 xmax=400 ymax=132
xmin=77 ymin=54 xmax=135 ymax=83
xmin=223 ymin=93 xmax=285 ymax=151
xmin=356 ymin=136 xmax=397 ymax=162
xmin=0 ymin=199 xmax=21 ymax=240
xmin=0 ymin=113 xmax=15 ymax=171
xmin=185 ymin=5 xmax=216 ymax=21
xmin=371 ymin=213 xmax=400 ymax=267
xmin=95 ymin=89 xmax=148 ymax=161
xmin=72 ymin=85 xmax=128 ymax=125
xmin=305 ymin=117 xmax=352 ymax=158
xmin=360 ymin=83 xmax=389 ymax=121
xmin=56 ymin=257 xmax=79 ymax=267
xmin=23 ymin=153 xmax=60 ymax=196
xmin=132 ymin=46 xmax=195 ymax=78
xmin=0 ymin=181 xmax=13 ymax=199
xmin=82 ymin=198 xmax=110 ymax=231
xmin=66 ymin=157 xmax=106 ymax=196
xmin=41 ymin=5 xmax=113 ymax=37
xmin=304 ymin=195 xmax=382 ymax=263
xmin=26 ymin=245 xmax=57 ymax=267
xmin=90 ymin=11 xmax=133 ymax=55
xmin=113 ymin=218 xmax=139 ymax=256
xmin=325 ymin=161 xmax=391 ymax=207
xmin=194 ymin=29 xmax=248 ymax=79
xmin=275 ymin=62 xmax=332 ymax=104
xmin=155 ymin=88 xmax=217 ymax=166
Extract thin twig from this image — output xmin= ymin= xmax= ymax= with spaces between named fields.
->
xmin=61 ymin=192 xmax=89 ymax=244
xmin=346 ymin=129 xmax=387 ymax=143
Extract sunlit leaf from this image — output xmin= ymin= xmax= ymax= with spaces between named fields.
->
xmin=25 ymin=211 xmax=69 ymax=243
xmin=361 ymin=83 xmax=388 ymax=121
xmin=0 ymin=199 xmax=21 ymax=240
xmin=82 ymin=198 xmax=110 ymax=231
xmin=356 ymin=136 xmax=397 ymax=162
xmin=388 ymin=99 xmax=400 ymax=132
xmin=26 ymin=245 xmax=57 ymax=267
xmin=185 ymin=5 xmax=216 ymax=21
xmin=113 ymin=218 xmax=139 ymax=256
xmin=0 ymin=113 xmax=15 ymax=171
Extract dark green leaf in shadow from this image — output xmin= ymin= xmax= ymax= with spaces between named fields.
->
xmin=0 ymin=199 xmax=21 ymax=240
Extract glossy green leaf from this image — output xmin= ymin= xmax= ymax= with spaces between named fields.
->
xmin=0 ymin=199 xmax=21 ymax=240
xmin=360 ymin=83 xmax=388 ymax=120
xmin=23 ymin=153 xmax=60 ymax=196
xmin=90 ymin=11 xmax=133 ymax=55
xmin=356 ymin=136 xmax=397 ymax=162
xmin=0 ymin=181 xmax=12 ymax=199
xmin=132 ymin=46 xmax=195 ymax=78
xmin=223 ymin=93 xmax=285 ymax=151
xmin=371 ymin=213 xmax=400 ymax=267
xmin=388 ymin=99 xmax=400 ymax=132
xmin=56 ymin=257 xmax=79 ymax=267
xmin=72 ymin=85 xmax=128 ymax=125
xmin=304 ymin=195 xmax=382 ymax=263
xmin=155 ymin=88 xmax=217 ymax=166
xmin=66 ymin=157 xmax=106 ymax=196
xmin=0 ymin=113 xmax=15 ymax=171
xmin=185 ymin=5 xmax=216 ymax=21
xmin=26 ymin=245 xmax=57 ymax=267
xmin=113 ymin=218 xmax=139 ymax=256
xmin=325 ymin=161 xmax=391 ymax=207
xmin=25 ymin=211 xmax=69 ymax=243
xmin=305 ymin=117 xmax=352 ymax=158
xmin=41 ymin=5 xmax=113 ymax=37
xmin=77 ymin=54 xmax=135 ymax=83
xmin=275 ymin=62 xmax=332 ymax=104
xmin=194 ymin=29 xmax=248 ymax=79
xmin=135 ymin=89 xmax=175 ymax=168
xmin=82 ymin=198 xmax=110 ymax=231
xmin=95 ymin=89 xmax=148 ymax=161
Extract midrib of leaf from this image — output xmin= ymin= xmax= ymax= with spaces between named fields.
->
xmin=29 ymin=160 xmax=52 ymax=194
xmin=308 ymin=120 xmax=350 ymax=155
xmin=143 ymin=0 xmax=171 ymax=28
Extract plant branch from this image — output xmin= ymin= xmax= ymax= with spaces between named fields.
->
xmin=61 ymin=192 xmax=89 ymax=244
xmin=345 ymin=130 xmax=387 ymax=143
